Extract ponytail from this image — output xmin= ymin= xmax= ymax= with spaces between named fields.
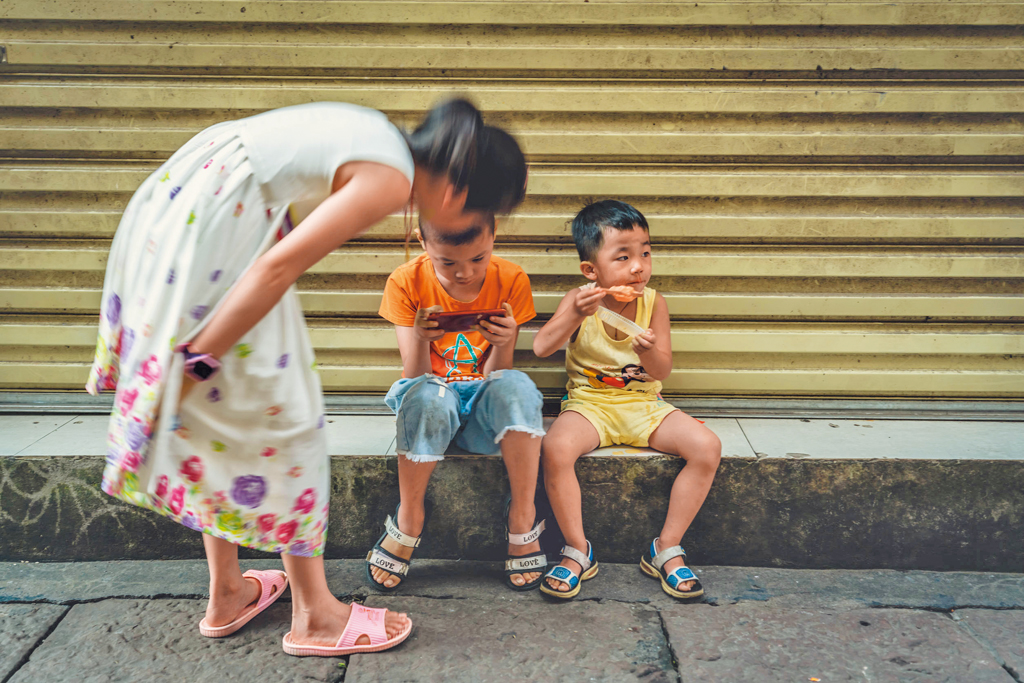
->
xmin=405 ymin=97 xmax=527 ymax=216
xmin=404 ymin=98 xmax=482 ymax=195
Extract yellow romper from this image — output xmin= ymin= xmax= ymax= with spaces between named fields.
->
xmin=562 ymin=287 xmax=678 ymax=447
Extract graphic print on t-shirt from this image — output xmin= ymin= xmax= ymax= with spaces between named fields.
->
xmin=438 ymin=333 xmax=485 ymax=380
xmin=582 ymin=364 xmax=654 ymax=390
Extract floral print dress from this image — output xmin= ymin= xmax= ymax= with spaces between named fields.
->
xmin=87 ymin=122 xmax=330 ymax=556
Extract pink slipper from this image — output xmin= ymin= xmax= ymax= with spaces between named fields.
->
xmin=282 ymin=603 xmax=413 ymax=656
xmin=198 ymin=569 xmax=288 ymax=638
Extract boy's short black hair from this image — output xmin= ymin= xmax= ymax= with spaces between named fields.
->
xmin=571 ymin=200 xmax=649 ymax=262
xmin=418 ymin=213 xmax=496 ymax=247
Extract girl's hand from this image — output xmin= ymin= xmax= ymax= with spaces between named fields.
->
xmin=477 ymin=302 xmax=517 ymax=347
xmin=632 ymin=328 xmax=656 ymax=355
xmin=574 ymin=286 xmax=605 ymax=317
xmin=413 ymin=306 xmax=446 ymax=342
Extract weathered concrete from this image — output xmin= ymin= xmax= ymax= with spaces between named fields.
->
xmin=4 ymin=560 xmax=1024 ymax=613
xmin=350 ymin=596 xmax=674 ymax=682
xmin=7 ymin=599 xmax=341 ymax=683
xmin=0 ymin=603 xmax=68 ymax=680
xmin=958 ymin=609 xmax=1024 ymax=681
xmin=662 ymin=602 xmax=1014 ymax=682
xmin=2 ymin=561 xmax=1023 ymax=683
xmin=2 ymin=453 xmax=1024 ymax=571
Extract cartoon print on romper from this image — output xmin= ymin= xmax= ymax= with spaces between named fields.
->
xmin=582 ymin=363 xmax=654 ymax=389
xmin=440 ymin=333 xmax=486 ymax=380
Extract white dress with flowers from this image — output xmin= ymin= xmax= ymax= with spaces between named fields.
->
xmin=86 ymin=103 xmax=414 ymax=556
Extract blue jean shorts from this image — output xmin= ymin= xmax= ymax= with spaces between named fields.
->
xmin=384 ymin=369 xmax=545 ymax=462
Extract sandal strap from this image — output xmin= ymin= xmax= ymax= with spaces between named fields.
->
xmin=337 ymin=603 xmax=388 ymax=648
xmin=560 ymin=543 xmax=592 ymax=572
xmin=385 ymin=514 xmax=421 ymax=548
xmin=508 ymin=519 xmax=545 ymax=546
xmin=505 ymin=552 xmax=547 ymax=573
xmin=242 ymin=569 xmax=286 ymax=606
xmin=366 ymin=547 xmax=409 ymax=576
xmin=651 ymin=543 xmax=686 ymax=571
xmin=666 ymin=566 xmax=698 ymax=588
xmin=543 ymin=564 xmax=580 ymax=588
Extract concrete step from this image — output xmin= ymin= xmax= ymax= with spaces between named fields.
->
xmin=1 ymin=414 xmax=1022 ymax=571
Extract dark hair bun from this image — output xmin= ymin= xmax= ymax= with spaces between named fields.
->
xmin=466 ymin=126 xmax=527 ymax=215
xmin=406 ymin=98 xmax=527 ymax=215
xmin=405 ymin=98 xmax=482 ymax=191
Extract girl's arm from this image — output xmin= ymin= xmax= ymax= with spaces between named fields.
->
xmin=187 ymin=161 xmax=410 ymax=359
xmin=532 ymin=286 xmax=604 ymax=358
xmin=632 ymin=293 xmax=673 ymax=381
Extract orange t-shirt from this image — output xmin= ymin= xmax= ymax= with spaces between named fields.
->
xmin=379 ymin=253 xmax=537 ymax=381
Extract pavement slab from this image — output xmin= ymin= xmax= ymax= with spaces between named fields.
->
xmin=17 ymin=417 xmax=109 ymax=456
xmin=347 ymin=596 xmax=676 ymax=683
xmin=958 ymin=609 xmax=1024 ymax=680
xmin=0 ymin=603 xmax=68 ymax=680
xmin=0 ymin=415 xmax=75 ymax=455
xmin=662 ymin=602 xmax=1013 ymax=683
xmin=6 ymin=599 xmax=341 ymax=683
xmin=4 ymin=560 xmax=1024 ymax=613
xmin=738 ymin=418 xmax=1024 ymax=460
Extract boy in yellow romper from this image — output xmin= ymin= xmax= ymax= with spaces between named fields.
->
xmin=533 ymin=200 xmax=722 ymax=600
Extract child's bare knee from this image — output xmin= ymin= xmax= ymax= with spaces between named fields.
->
xmin=696 ymin=431 xmax=722 ymax=470
xmin=541 ymin=439 xmax=576 ymax=469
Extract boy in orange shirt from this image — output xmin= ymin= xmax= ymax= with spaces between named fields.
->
xmin=366 ymin=214 xmax=548 ymax=592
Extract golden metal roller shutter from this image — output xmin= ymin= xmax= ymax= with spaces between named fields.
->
xmin=1 ymin=0 xmax=1022 ymax=399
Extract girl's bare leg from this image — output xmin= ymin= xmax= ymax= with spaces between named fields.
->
xmin=282 ymin=553 xmax=410 ymax=646
xmin=203 ymin=533 xmax=261 ymax=627
xmin=500 ymin=430 xmax=544 ymax=586
xmin=541 ymin=411 xmax=600 ymax=592
xmin=646 ymin=411 xmax=722 ymax=590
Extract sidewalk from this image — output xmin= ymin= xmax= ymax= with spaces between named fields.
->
xmin=2 ymin=559 xmax=1023 ymax=682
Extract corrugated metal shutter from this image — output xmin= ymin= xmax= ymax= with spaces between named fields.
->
xmin=1 ymin=0 xmax=1022 ymax=399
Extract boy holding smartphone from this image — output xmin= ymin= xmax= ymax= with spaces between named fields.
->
xmin=367 ymin=214 xmax=548 ymax=592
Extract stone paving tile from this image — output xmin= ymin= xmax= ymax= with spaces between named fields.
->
xmin=0 ymin=415 xmax=75 ymax=455
xmin=7 ymin=599 xmax=341 ymax=683
xmin=738 ymin=418 xmax=1024 ymax=460
xmin=17 ymin=416 xmax=108 ymax=456
xmin=0 ymin=603 xmax=68 ymax=680
xmin=663 ymin=602 xmax=1013 ymax=683
xmin=958 ymin=609 xmax=1024 ymax=679
xmin=323 ymin=415 xmax=396 ymax=456
xmin=347 ymin=595 xmax=676 ymax=682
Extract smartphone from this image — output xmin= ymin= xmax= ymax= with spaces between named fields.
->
xmin=427 ymin=309 xmax=507 ymax=333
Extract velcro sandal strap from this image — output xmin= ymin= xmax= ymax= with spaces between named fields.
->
xmin=543 ymin=564 xmax=579 ymax=588
xmin=652 ymin=544 xmax=686 ymax=571
xmin=508 ymin=519 xmax=545 ymax=546
xmin=385 ymin=514 xmax=421 ymax=548
xmin=505 ymin=553 xmax=547 ymax=573
xmin=366 ymin=548 xmax=409 ymax=576
xmin=560 ymin=544 xmax=592 ymax=572
xmin=667 ymin=566 xmax=697 ymax=588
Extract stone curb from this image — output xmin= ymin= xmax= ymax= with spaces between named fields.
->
xmin=2 ymin=454 xmax=1023 ymax=570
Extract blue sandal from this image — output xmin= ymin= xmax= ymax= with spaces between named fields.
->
xmin=640 ymin=538 xmax=704 ymax=599
xmin=539 ymin=541 xmax=599 ymax=600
